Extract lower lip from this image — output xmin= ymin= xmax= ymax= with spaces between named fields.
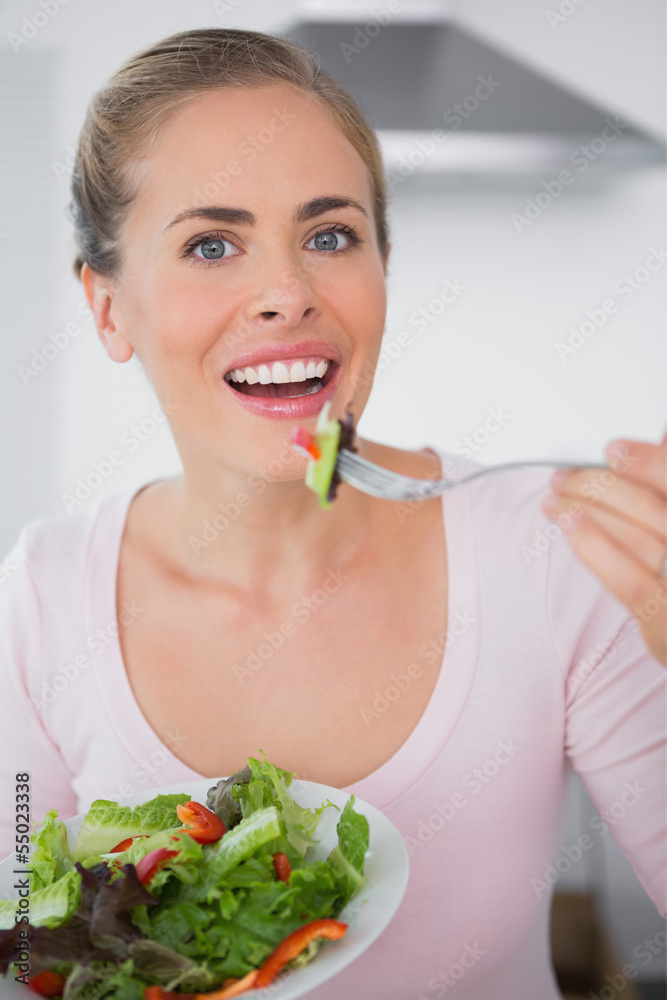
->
xmin=222 ymin=364 xmax=341 ymax=419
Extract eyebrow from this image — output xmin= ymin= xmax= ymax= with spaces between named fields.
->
xmin=164 ymin=195 xmax=369 ymax=232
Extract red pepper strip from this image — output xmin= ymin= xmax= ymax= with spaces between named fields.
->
xmin=290 ymin=425 xmax=321 ymax=461
xmin=28 ymin=971 xmax=67 ymax=997
xmin=272 ymin=852 xmax=291 ymax=883
xmin=176 ymin=801 xmax=226 ymax=845
xmin=144 ymin=970 xmax=258 ymax=1000
xmin=201 ymin=971 xmax=259 ymax=998
xmin=109 ymin=834 xmax=150 ymax=853
xmin=135 ymin=847 xmax=180 ymax=886
xmin=254 ymin=919 xmax=348 ymax=987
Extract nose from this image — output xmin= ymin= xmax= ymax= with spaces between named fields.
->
xmin=245 ymin=261 xmax=318 ymax=329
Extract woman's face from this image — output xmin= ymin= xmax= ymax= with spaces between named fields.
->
xmin=97 ymin=82 xmax=388 ymax=479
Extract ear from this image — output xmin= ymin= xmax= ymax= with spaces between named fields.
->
xmin=81 ymin=262 xmax=134 ymax=363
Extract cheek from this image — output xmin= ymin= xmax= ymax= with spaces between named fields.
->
xmin=334 ymin=268 xmax=386 ymax=345
xmin=143 ymin=279 xmax=234 ymax=364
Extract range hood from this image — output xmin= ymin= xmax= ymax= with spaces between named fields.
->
xmin=283 ymin=6 xmax=665 ymax=179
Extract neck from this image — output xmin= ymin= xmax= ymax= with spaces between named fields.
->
xmin=154 ymin=436 xmax=379 ymax=603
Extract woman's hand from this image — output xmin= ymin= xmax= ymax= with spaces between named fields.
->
xmin=542 ymin=432 xmax=667 ymax=666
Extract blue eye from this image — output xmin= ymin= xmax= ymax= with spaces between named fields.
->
xmin=308 ymin=230 xmax=350 ymax=251
xmin=181 ymin=233 xmax=242 ymax=268
xmin=189 ymin=236 xmax=240 ymax=262
xmin=307 ymin=225 xmax=361 ymax=253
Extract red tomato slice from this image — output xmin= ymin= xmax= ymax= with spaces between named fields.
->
xmin=28 ymin=971 xmax=67 ymax=997
xmin=135 ymin=847 xmax=179 ymax=885
xmin=176 ymin=801 xmax=225 ymax=844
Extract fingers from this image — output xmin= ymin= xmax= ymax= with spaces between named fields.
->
xmin=542 ymin=432 xmax=667 ymax=666
xmin=605 ymin=437 xmax=667 ymax=497
xmin=542 ymin=498 xmax=663 ymax=612
xmin=543 ymin=492 xmax=666 ymax=578
xmin=550 ymin=464 xmax=666 ymax=543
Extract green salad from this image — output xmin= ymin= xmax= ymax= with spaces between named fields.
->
xmin=0 ymin=754 xmax=369 ymax=999
xmin=290 ymin=403 xmax=358 ymax=508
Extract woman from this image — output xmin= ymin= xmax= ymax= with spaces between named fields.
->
xmin=0 ymin=27 xmax=664 ymax=999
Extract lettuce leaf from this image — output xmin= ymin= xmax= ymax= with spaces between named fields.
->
xmin=0 ymin=868 xmax=81 ymax=932
xmin=31 ymin=808 xmax=76 ymax=892
xmin=0 ymin=862 xmax=157 ymax=980
xmin=205 ymin=765 xmax=252 ymax=830
xmin=235 ymin=753 xmax=338 ymax=857
xmin=326 ymin=796 xmax=370 ymax=910
xmin=72 ymin=794 xmax=191 ymax=862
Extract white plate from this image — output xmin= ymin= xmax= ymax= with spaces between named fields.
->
xmin=0 ymin=777 xmax=409 ymax=999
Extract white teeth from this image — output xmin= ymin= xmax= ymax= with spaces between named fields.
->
xmin=290 ymin=361 xmax=307 ymax=382
xmin=228 ymin=357 xmax=332 ymax=386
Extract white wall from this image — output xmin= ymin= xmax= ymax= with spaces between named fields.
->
xmin=0 ymin=0 xmax=664 ymax=977
xmin=361 ymin=167 xmax=665 ymax=456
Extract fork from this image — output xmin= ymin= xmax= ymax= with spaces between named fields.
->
xmin=335 ymin=450 xmax=611 ymax=502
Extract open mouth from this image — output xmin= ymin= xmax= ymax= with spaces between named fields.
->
xmin=223 ymin=357 xmax=339 ymax=399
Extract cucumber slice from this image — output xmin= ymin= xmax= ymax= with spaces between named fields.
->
xmin=305 ymin=402 xmax=341 ymax=508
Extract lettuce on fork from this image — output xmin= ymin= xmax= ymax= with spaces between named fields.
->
xmin=0 ymin=751 xmax=370 ymax=997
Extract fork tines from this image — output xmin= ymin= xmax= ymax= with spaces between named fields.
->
xmin=335 ymin=449 xmax=442 ymax=502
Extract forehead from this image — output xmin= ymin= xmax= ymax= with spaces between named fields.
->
xmin=128 ymin=82 xmax=374 ymax=234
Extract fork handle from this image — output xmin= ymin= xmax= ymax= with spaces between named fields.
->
xmin=428 ymin=459 xmax=613 ymax=496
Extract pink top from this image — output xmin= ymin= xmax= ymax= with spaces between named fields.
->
xmin=1 ymin=449 xmax=665 ymax=999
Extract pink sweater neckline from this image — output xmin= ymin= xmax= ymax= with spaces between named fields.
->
xmin=83 ymin=451 xmax=482 ymax=808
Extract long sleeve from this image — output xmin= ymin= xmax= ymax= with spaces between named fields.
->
xmin=546 ymin=535 xmax=667 ymax=915
xmin=0 ymin=527 xmax=78 ymax=860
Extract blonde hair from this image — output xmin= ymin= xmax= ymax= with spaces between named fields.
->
xmin=67 ymin=27 xmax=390 ymax=281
